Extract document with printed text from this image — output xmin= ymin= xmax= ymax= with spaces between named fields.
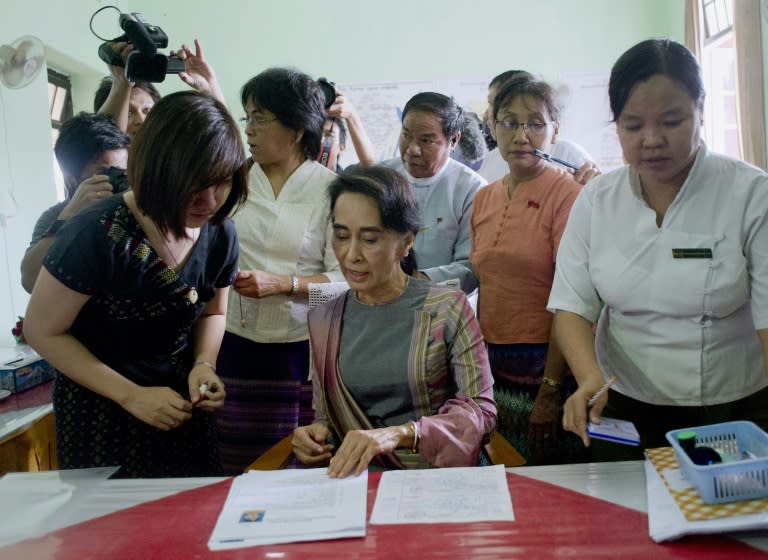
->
xmin=370 ymin=464 xmax=514 ymax=524
xmin=208 ymin=468 xmax=367 ymax=550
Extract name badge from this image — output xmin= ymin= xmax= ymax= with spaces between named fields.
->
xmin=672 ymin=248 xmax=713 ymax=259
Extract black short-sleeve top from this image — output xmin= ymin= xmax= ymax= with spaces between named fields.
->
xmin=43 ymin=194 xmax=239 ymax=387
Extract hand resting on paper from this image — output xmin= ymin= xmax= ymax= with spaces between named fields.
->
xmin=326 ymin=425 xmax=411 ymax=478
xmin=293 ymin=422 xmax=413 ymax=478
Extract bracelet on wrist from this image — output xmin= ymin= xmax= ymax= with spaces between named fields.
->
xmin=541 ymin=376 xmax=561 ymax=388
xmin=407 ymin=421 xmax=420 ymax=453
xmin=289 ymin=274 xmax=299 ymax=296
xmin=193 ymin=361 xmax=217 ymax=375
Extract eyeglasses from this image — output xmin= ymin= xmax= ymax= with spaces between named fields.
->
xmin=240 ymin=115 xmax=278 ymax=128
xmin=496 ymin=120 xmax=548 ymax=134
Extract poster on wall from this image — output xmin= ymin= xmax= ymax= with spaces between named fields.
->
xmin=337 ymin=74 xmax=622 ymax=173
xmin=336 ymin=79 xmax=488 ymax=168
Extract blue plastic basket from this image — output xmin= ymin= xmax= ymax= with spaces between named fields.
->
xmin=666 ymin=421 xmax=768 ymax=504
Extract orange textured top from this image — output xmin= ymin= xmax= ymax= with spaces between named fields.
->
xmin=470 ymin=166 xmax=581 ymax=344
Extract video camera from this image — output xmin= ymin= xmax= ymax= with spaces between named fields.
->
xmin=97 ymin=12 xmax=184 ymax=83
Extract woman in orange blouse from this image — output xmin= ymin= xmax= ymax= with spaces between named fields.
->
xmin=470 ymin=76 xmax=591 ymax=464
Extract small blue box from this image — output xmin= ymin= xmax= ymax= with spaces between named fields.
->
xmin=0 ymin=350 xmax=55 ymax=394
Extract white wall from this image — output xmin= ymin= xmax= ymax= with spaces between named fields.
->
xmin=0 ymin=0 xmax=693 ymax=345
xmin=130 ymin=0 xmax=684 ymax=116
xmin=0 ymin=1 xmax=123 ymax=345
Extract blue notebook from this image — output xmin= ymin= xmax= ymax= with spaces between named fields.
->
xmin=587 ymin=417 xmax=640 ymax=446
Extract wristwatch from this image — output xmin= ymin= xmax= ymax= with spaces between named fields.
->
xmin=44 ymin=219 xmax=67 ymax=238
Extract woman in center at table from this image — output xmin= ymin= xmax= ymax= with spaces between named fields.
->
xmin=215 ymin=68 xmax=344 ymax=474
xmin=292 ymin=166 xmax=496 ymax=477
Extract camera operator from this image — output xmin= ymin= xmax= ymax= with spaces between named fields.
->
xmin=21 ymin=113 xmax=130 ymax=293
xmin=322 ymin=85 xmax=376 ymax=168
xmin=95 ymin=42 xmax=161 ymax=137
xmin=96 ymin=39 xmax=224 ymax=137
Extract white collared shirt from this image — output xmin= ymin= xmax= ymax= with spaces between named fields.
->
xmin=226 ymin=160 xmax=343 ymax=343
xmin=548 ymin=146 xmax=768 ymax=405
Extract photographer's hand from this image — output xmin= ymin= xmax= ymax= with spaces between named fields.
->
xmin=58 ymin=174 xmax=115 ymax=221
xmin=174 ymin=39 xmax=226 ymax=104
xmin=326 ymin=90 xmax=358 ymax=121
xmin=106 ymin=41 xmax=134 ymax=83
xmin=96 ymin=42 xmax=136 ymax=132
xmin=327 ymin=89 xmax=376 ymax=167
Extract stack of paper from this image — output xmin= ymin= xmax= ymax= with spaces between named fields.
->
xmin=208 ymin=468 xmax=367 ymax=550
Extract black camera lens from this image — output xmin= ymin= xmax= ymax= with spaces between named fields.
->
xmin=318 ymin=77 xmax=336 ymax=109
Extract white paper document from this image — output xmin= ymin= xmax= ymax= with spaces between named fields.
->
xmin=369 ymin=464 xmax=514 ymax=524
xmin=208 ymin=468 xmax=367 ymax=550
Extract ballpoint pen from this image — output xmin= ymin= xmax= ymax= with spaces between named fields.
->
xmin=587 ymin=375 xmax=617 ymax=407
xmin=532 ymin=148 xmax=579 ymax=171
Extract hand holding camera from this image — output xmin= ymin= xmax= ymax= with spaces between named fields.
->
xmin=318 ymin=77 xmax=337 ymax=109
xmin=323 ymin=85 xmax=361 ymax=122
xmin=59 ymin=168 xmax=126 ymax=221
xmin=101 ymin=41 xmax=133 ymax=81
xmin=95 ymin=11 xmax=184 ymax=82
xmin=171 ymin=39 xmax=226 ymax=104
xmin=318 ymin=82 xmax=377 ymax=167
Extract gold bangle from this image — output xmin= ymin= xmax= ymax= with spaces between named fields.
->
xmin=541 ymin=376 xmax=561 ymax=388
xmin=407 ymin=421 xmax=420 ymax=453
xmin=290 ymin=275 xmax=299 ymax=296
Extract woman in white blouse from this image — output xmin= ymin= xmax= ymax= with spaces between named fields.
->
xmin=548 ymin=39 xmax=768 ymax=460
xmin=216 ymin=68 xmax=343 ymax=473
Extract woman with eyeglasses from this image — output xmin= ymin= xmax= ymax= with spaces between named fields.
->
xmin=470 ymin=76 xmax=584 ymax=465
xmin=215 ymin=67 xmax=344 ymax=474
